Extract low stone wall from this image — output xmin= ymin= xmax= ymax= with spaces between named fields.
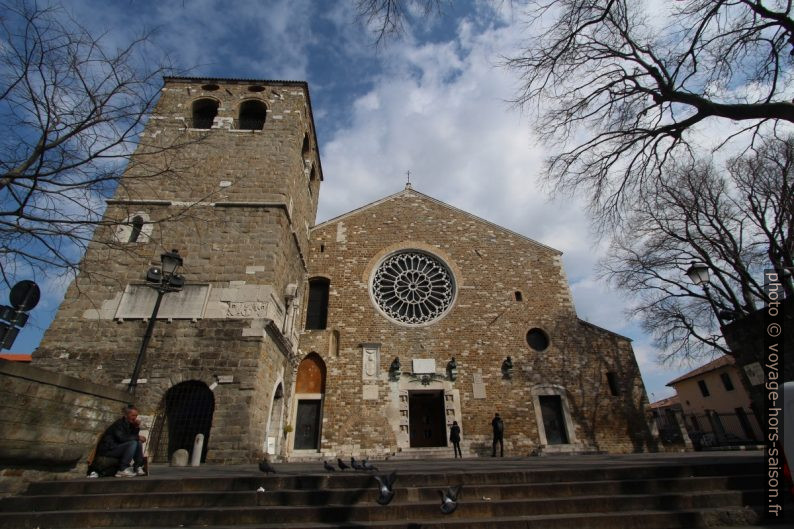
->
xmin=0 ymin=359 xmax=131 ymax=495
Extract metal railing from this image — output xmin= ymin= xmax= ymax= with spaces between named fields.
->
xmin=652 ymin=412 xmax=684 ymax=444
xmin=685 ymin=409 xmax=762 ymax=449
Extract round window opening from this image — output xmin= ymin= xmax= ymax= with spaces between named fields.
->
xmin=526 ymin=328 xmax=550 ymax=351
xmin=372 ymin=251 xmax=455 ymax=325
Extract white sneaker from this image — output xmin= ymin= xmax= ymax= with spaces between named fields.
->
xmin=134 ymin=466 xmax=146 ymax=476
xmin=87 ymin=471 xmax=99 ymax=479
xmin=115 ymin=467 xmax=136 ymax=478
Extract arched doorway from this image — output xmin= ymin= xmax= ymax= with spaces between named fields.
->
xmin=265 ymin=383 xmax=284 ymax=456
xmin=293 ymin=353 xmax=326 ymax=450
xmin=151 ymin=381 xmax=215 ymax=463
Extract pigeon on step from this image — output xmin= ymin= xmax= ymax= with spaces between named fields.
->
xmin=258 ymin=460 xmax=276 ymax=474
xmin=351 ymin=457 xmax=365 ymax=471
xmin=323 ymin=460 xmax=336 ymax=472
xmin=362 ymin=459 xmax=378 ymax=472
xmin=374 ymin=471 xmax=397 ymax=505
xmin=439 ymin=484 xmax=462 ymax=514
xmin=337 ymin=458 xmax=350 ymax=471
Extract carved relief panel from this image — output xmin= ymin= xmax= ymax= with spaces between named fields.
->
xmin=361 ymin=343 xmax=380 ymax=381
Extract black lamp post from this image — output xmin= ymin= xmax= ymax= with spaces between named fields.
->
xmin=684 ymin=260 xmax=766 ymax=428
xmin=127 ymin=249 xmax=185 ymax=394
xmin=685 ymin=261 xmax=723 ymax=322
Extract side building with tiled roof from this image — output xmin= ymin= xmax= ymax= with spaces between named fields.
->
xmin=666 ymin=356 xmax=761 ymax=444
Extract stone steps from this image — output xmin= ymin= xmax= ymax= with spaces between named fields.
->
xmin=0 ymin=461 xmax=766 ymax=528
xmin=19 ymin=461 xmax=764 ymax=495
xmin=80 ymin=512 xmax=762 ymax=529
xmin=0 ymin=493 xmax=765 ymax=529
xmin=390 ymin=447 xmax=454 ymax=460
xmin=0 ymin=476 xmax=763 ymax=511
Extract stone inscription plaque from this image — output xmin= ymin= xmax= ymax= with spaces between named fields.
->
xmin=116 ymin=284 xmax=210 ymax=320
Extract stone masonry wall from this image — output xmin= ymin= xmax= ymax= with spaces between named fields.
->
xmin=0 ymin=359 xmax=130 ymax=495
xmin=297 ymin=189 xmax=656 ymax=458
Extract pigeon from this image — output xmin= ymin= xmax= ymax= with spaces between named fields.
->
xmin=258 ymin=460 xmax=276 ymax=474
xmin=374 ymin=471 xmax=397 ymax=505
xmin=323 ymin=460 xmax=336 ymax=472
xmin=439 ymin=484 xmax=462 ymax=514
xmin=351 ymin=457 xmax=365 ymax=471
xmin=362 ymin=459 xmax=379 ymax=472
xmin=337 ymin=458 xmax=350 ymax=471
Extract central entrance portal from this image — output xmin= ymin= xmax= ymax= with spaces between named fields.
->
xmin=408 ymin=390 xmax=447 ymax=447
xmin=539 ymin=395 xmax=569 ymax=445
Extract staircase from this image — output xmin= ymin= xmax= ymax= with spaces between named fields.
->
xmin=390 ymin=447 xmax=453 ymax=460
xmin=0 ymin=458 xmax=767 ymax=528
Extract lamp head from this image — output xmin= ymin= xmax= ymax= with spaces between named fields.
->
xmin=160 ymin=249 xmax=183 ymax=278
xmin=685 ymin=261 xmax=710 ymax=286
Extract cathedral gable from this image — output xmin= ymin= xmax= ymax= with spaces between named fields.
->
xmin=311 ymin=188 xmax=561 ymax=258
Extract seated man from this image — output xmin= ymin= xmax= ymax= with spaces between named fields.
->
xmin=97 ymin=404 xmax=147 ymax=477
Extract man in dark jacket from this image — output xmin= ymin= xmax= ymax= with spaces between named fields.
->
xmin=97 ymin=404 xmax=147 ymax=477
xmin=449 ymin=421 xmax=462 ymax=458
xmin=491 ymin=413 xmax=504 ymax=457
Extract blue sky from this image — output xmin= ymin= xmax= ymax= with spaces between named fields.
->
xmin=0 ymin=0 xmax=711 ymax=401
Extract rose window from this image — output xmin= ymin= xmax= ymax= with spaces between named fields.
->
xmin=372 ymin=251 xmax=455 ymax=325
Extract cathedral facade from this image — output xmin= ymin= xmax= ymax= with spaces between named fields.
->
xmin=33 ymin=78 xmax=657 ymax=463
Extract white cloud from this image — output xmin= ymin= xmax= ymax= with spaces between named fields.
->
xmin=316 ymin=6 xmax=696 ymax=400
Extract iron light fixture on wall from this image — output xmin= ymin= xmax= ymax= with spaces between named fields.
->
xmin=447 ymin=357 xmax=458 ymax=381
xmin=389 ymin=357 xmax=401 ymax=381
xmin=501 ymin=356 xmax=514 ymax=379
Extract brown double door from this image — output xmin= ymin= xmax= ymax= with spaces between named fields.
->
xmin=409 ymin=391 xmax=447 ymax=447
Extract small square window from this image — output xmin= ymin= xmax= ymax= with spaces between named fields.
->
xmin=720 ymin=372 xmax=734 ymax=391
xmin=697 ymin=380 xmax=710 ymax=397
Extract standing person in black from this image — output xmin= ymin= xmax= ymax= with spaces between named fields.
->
xmin=449 ymin=421 xmax=462 ymax=458
xmin=491 ymin=413 xmax=504 ymax=457
xmin=97 ymin=404 xmax=147 ymax=477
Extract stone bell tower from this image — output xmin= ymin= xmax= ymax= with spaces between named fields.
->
xmin=34 ymin=77 xmax=323 ymax=463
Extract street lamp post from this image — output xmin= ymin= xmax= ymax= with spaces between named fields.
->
xmin=684 ymin=261 xmax=765 ymax=430
xmin=685 ymin=261 xmax=722 ymax=322
xmin=127 ymin=249 xmax=185 ymax=394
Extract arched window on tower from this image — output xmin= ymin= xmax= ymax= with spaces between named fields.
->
xmin=192 ymin=98 xmax=218 ymax=129
xmin=305 ymin=278 xmax=330 ymax=330
xmin=128 ymin=215 xmax=144 ymax=243
xmin=238 ymin=100 xmax=267 ymax=130
xmin=302 ymin=134 xmax=310 ymax=162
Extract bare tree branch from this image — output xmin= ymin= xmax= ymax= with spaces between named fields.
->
xmin=0 ymin=1 xmax=203 ymax=286
xmin=506 ymin=0 xmax=794 ymax=226
xmin=355 ymin=0 xmax=446 ymax=46
xmin=601 ymin=136 xmax=793 ymax=363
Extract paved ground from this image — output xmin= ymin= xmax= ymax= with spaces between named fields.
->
xmin=140 ymin=450 xmax=766 ymax=479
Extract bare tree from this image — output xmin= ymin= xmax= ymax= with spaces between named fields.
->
xmin=601 ymin=135 xmax=793 ymax=363
xmin=0 ymin=1 xmax=196 ymax=286
xmin=355 ymin=0 xmax=445 ymax=45
xmin=354 ymin=0 xmax=793 ymax=227
xmin=507 ymin=0 xmax=794 ymax=227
